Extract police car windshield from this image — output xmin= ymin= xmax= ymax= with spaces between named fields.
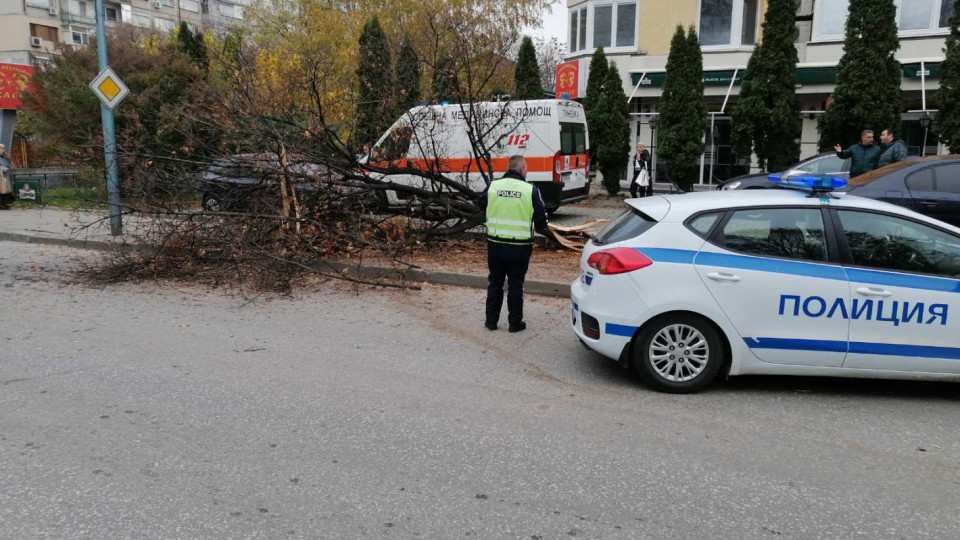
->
xmin=592 ymin=208 xmax=656 ymax=246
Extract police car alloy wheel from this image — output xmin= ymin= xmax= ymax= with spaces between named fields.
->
xmin=633 ymin=314 xmax=725 ymax=393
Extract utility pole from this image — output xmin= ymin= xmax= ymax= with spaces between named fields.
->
xmin=94 ymin=0 xmax=122 ymax=235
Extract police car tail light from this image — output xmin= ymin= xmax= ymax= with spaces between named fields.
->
xmin=587 ymin=248 xmax=652 ymax=275
xmin=553 ymin=150 xmax=562 ymax=182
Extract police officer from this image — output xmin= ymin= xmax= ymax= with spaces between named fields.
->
xmin=479 ymin=155 xmax=549 ymax=333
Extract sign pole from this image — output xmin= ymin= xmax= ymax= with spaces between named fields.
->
xmin=95 ymin=0 xmax=121 ymax=235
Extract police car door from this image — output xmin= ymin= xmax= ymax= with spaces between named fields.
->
xmin=833 ymin=209 xmax=960 ymax=373
xmin=695 ymin=207 xmax=850 ymax=367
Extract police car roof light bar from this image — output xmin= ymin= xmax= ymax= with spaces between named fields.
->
xmin=768 ymin=173 xmax=847 ymax=197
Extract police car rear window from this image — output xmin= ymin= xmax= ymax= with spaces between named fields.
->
xmin=592 ymin=208 xmax=656 ymax=246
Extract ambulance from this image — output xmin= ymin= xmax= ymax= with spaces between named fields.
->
xmin=367 ymin=100 xmax=591 ymax=215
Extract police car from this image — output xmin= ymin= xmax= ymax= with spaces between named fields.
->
xmin=571 ymin=175 xmax=960 ymax=393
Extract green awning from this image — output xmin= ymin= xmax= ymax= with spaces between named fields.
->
xmin=796 ymin=66 xmax=837 ymax=85
xmin=630 ymin=70 xmax=741 ymax=88
xmin=629 ymin=61 xmax=937 ymax=90
xmin=903 ymin=62 xmax=941 ymax=79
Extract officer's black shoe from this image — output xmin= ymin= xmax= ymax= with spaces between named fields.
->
xmin=485 ymin=321 xmax=498 ymax=331
xmin=508 ymin=321 xmax=527 ymax=333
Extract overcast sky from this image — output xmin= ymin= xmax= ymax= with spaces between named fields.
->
xmin=527 ymin=1 xmax=568 ymax=44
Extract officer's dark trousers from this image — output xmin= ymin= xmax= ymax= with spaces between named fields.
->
xmin=486 ymin=241 xmax=532 ymax=325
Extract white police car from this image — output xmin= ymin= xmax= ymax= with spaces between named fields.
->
xmin=571 ymin=175 xmax=960 ymax=393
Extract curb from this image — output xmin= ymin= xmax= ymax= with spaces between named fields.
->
xmin=0 ymin=231 xmax=572 ymax=298
xmin=325 ymin=261 xmax=570 ymax=298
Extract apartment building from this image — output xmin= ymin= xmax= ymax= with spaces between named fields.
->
xmin=0 ymin=0 xmax=249 ymax=68
xmin=560 ymin=0 xmax=952 ymax=185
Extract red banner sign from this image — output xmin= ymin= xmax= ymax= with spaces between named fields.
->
xmin=0 ymin=63 xmax=35 ymax=110
xmin=555 ymin=60 xmax=579 ymax=100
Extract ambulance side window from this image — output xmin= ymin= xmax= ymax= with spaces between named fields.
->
xmin=375 ymin=126 xmax=413 ymax=162
xmin=837 ymin=210 xmax=960 ymax=278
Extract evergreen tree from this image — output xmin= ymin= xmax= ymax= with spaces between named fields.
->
xmin=937 ymin=0 xmax=960 ymax=152
xmin=582 ymin=47 xmax=608 ymax=165
xmin=355 ymin=16 xmax=393 ymax=147
xmin=394 ymin=37 xmax=422 ymax=116
xmin=176 ymin=23 xmax=197 ymax=60
xmin=513 ymin=36 xmax=542 ymax=100
xmin=817 ymin=0 xmax=900 ymax=149
xmin=658 ymin=26 xmax=707 ymax=191
xmin=731 ymin=0 xmax=801 ymax=172
xmin=595 ymin=63 xmax=630 ymax=195
xmin=430 ymin=55 xmax=457 ymax=103
xmin=192 ymin=29 xmax=208 ymax=70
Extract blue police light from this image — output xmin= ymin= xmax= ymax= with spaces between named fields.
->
xmin=441 ymin=101 xmax=450 ymax=106
xmin=768 ymin=173 xmax=847 ymax=191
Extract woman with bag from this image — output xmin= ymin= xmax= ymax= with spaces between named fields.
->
xmin=630 ymin=143 xmax=650 ymax=198
xmin=0 ymin=144 xmax=13 ymax=210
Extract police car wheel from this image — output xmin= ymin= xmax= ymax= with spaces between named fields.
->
xmin=633 ymin=315 xmax=724 ymax=394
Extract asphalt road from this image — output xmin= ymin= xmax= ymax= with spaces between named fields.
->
xmin=1 ymin=241 xmax=959 ymax=539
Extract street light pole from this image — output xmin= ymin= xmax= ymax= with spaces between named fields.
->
xmin=95 ymin=0 xmax=122 ymax=235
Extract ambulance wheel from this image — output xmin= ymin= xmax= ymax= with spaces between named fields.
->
xmin=632 ymin=314 xmax=724 ymax=394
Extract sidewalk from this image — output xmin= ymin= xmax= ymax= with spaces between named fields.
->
xmin=0 ymin=207 xmax=122 ymax=248
xmin=0 ymin=207 xmax=584 ymax=297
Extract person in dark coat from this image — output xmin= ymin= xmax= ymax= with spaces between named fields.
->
xmin=834 ymin=130 xmax=882 ymax=178
xmin=630 ymin=143 xmax=651 ymax=198
xmin=878 ymin=127 xmax=908 ymax=169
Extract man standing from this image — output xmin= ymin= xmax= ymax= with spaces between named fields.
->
xmin=834 ymin=130 xmax=882 ymax=178
xmin=877 ymin=127 xmax=908 ymax=169
xmin=479 ymin=155 xmax=549 ymax=333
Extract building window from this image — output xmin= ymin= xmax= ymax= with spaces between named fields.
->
xmin=159 ymin=0 xmax=175 ymax=6
xmin=181 ymin=0 xmax=200 ymax=12
xmin=219 ymin=2 xmax=244 ymax=19
xmin=30 ymin=24 xmax=59 ymax=42
xmin=569 ymin=6 xmax=588 ymax=52
xmin=69 ymin=26 xmax=91 ymax=45
xmin=105 ymin=6 xmax=118 ymax=21
xmin=26 ymin=0 xmax=50 ymax=8
xmin=69 ymin=0 xmax=87 ymax=16
xmin=699 ymin=0 xmax=759 ymax=47
xmin=616 ymin=3 xmax=637 ymax=47
xmin=816 ymin=0 xmax=954 ymax=40
xmin=154 ymin=17 xmax=175 ymax=31
xmin=593 ymin=5 xmax=613 ymax=48
xmin=814 ymin=0 xmax=848 ymax=39
xmin=897 ymin=0 xmax=954 ymax=33
xmin=131 ymin=13 xmax=150 ymax=27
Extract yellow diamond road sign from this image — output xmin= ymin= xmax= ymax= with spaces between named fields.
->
xmin=89 ymin=67 xmax=129 ymax=110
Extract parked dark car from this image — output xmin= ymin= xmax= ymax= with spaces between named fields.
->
xmin=836 ymin=156 xmax=960 ymax=227
xmin=717 ymin=152 xmax=851 ymax=191
xmin=721 ymin=155 xmax=960 ymax=227
xmin=198 ymin=154 xmax=347 ymax=212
